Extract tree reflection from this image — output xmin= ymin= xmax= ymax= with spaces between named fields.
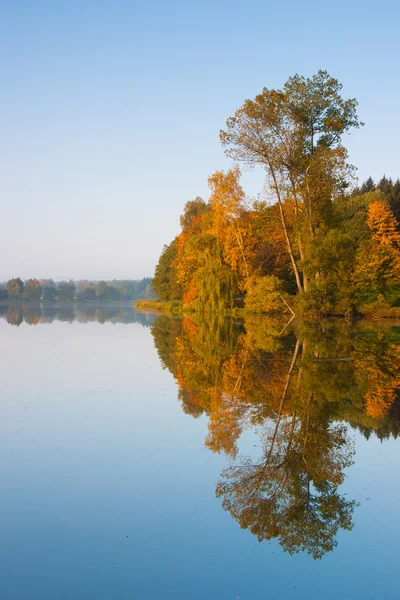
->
xmin=151 ymin=314 xmax=400 ymax=559
xmin=5 ymin=306 xmax=23 ymax=326
xmin=0 ymin=303 xmax=157 ymax=327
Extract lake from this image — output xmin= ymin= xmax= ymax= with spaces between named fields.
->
xmin=1 ymin=305 xmax=400 ymax=599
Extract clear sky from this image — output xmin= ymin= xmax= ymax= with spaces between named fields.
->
xmin=1 ymin=0 xmax=399 ymax=281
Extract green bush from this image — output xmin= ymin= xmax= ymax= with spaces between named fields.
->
xmin=244 ymin=275 xmax=291 ymax=314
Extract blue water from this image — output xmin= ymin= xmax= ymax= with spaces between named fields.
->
xmin=1 ymin=312 xmax=399 ymax=600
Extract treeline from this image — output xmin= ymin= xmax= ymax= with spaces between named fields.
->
xmin=0 ymin=277 xmax=154 ymax=303
xmin=352 ymin=175 xmax=400 ymax=221
xmin=153 ymin=71 xmax=400 ymax=317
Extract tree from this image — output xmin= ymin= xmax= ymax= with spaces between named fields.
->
xmin=377 ymin=175 xmax=393 ymax=196
xmin=42 ymin=286 xmax=58 ymax=302
xmin=0 ymin=284 xmax=8 ymax=300
xmin=77 ymin=284 xmax=97 ymax=302
xmin=96 ymin=281 xmax=119 ymax=302
xmin=389 ymin=179 xmax=400 ymax=222
xmin=220 ymin=70 xmax=362 ymax=294
xmin=152 ymin=239 xmax=182 ymax=301
xmin=57 ymin=280 xmax=76 ymax=301
xmin=208 ymin=168 xmax=256 ymax=285
xmin=111 ymin=282 xmax=128 ymax=301
xmin=39 ymin=278 xmax=55 ymax=289
xmin=109 ymin=286 xmax=120 ymax=301
xmin=5 ymin=306 xmax=23 ymax=326
xmin=367 ymin=199 xmax=400 ymax=248
xmin=180 ymin=197 xmax=210 ymax=232
xmin=6 ymin=278 xmax=24 ymax=298
xmin=23 ymin=279 xmax=41 ymax=301
xmin=360 ymin=176 xmax=375 ymax=194
xmin=244 ymin=275 xmax=290 ymax=314
xmin=76 ymin=280 xmax=90 ymax=294
xmin=355 ymin=200 xmax=400 ymax=299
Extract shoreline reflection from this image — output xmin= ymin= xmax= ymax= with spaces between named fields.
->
xmin=0 ymin=302 xmax=156 ymax=327
xmin=151 ymin=315 xmax=400 ymax=559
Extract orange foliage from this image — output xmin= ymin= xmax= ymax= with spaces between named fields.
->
xmin=367 ymin=200 xmax=400 ymax=248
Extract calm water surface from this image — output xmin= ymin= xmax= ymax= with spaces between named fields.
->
xmin=1 ymin=305 xmax=400 ymax=599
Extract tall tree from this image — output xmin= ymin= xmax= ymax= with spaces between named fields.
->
xmin=220 ymin=70 xmax=362 ymax=294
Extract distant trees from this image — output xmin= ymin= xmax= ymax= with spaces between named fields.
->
xmin=76 ymin=278 xmax=154 ymax=303
xmin=0 ymin=277 xmax=154 ymax=304
xmin=96 ymin=281 xmax=119 ymax=302
xmin=6 ymin=278 xmax=23 ymax=298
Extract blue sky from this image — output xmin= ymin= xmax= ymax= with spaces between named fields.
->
xmin=1 ymin=0 xmax=399 ymax=280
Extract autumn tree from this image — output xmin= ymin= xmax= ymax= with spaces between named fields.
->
xmin=220 ymin=70 xmax=362 ymax=295
xmin=6 ymin=277 xmax=24 ymax=298
xmin=355 ymin=200 xmax=400 ymax=300
xmin=180 ymin=197 xmax=210 ymax=232
xmin=208 ymin=168 xmax=256 ymax=285
xmin=23 ymin=279 xmax=41 ymax=301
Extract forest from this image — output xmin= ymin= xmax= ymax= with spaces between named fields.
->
xmin=0 ymin=277 xmax=154 ymax=303
xmin=152 ymin=71 xmax=400 ymax=317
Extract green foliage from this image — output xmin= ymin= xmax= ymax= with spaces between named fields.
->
xmin=152 ymin=239 xmax=182 ymax=301
xmin=0 ymin=284 xmax=8 ymax=300
xmin=58 ymin=280 xmax=76 ymax=301
xmin=244 ymin=275 xmax=288 ymax=314
xmin=179 ymin=197 xmax=210 ymax=232
xmin=96 ymin=281 xmax=119 ymax=302
xmin=42 ymin=286 xmax=58 ymax=302
xmin=77 ymin=284 xmax=97 ymax=302
xmin=2 ymin=277 xmax=153 ymax=304
xmin=191 ymin=262 xmax=239 ymax=313
xmin=353 ymin=175 xmax=400 ymax=223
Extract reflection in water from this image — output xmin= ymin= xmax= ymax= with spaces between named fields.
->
xmin=0 ymin=303 xmax=156 ymax=327
xmin=152 ymin=315 xmax=400 ymax=559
